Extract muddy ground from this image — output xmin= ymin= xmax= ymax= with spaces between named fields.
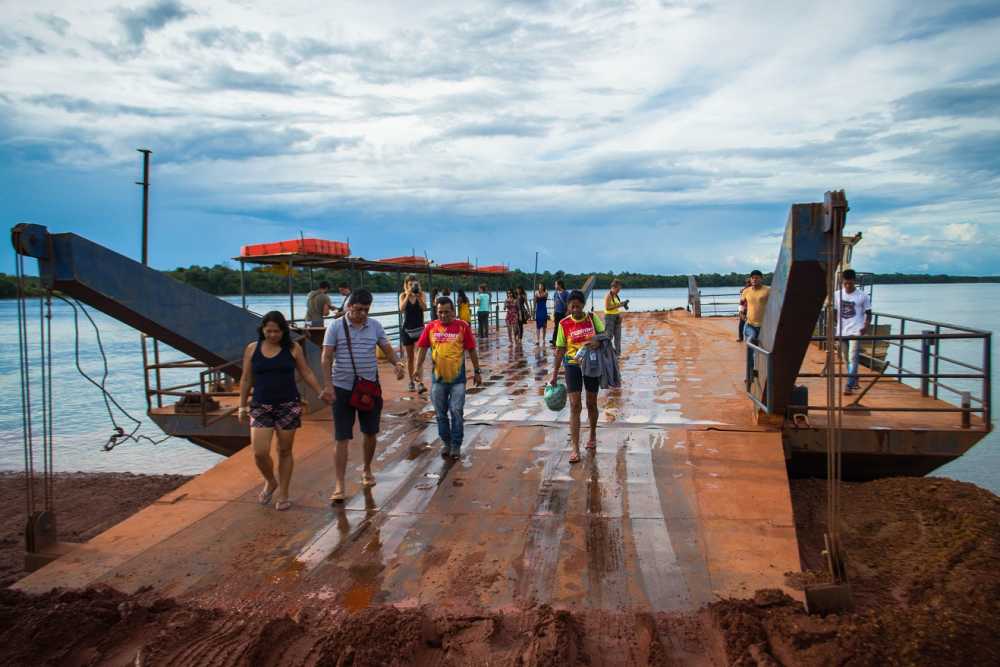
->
xmin=0 ymin=473 xmax=997 ymax=665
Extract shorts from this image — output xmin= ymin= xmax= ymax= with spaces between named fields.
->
xmin=564 ymin=364 xmax=599 ymax=394
xmin=249 ymin=399 xmax=303 ymax=430
xmin=333 ymin=386 xmax=383 ymax=441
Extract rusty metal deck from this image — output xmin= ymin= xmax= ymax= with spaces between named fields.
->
xmin=16 ymin=312 xmax=802 ymax=614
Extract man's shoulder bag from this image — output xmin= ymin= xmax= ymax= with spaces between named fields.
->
xmin=343 ymin=318 xmax=381 ymax=411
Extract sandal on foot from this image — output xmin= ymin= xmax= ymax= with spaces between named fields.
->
xmin=569 ymin=452 xmax=581 ymax=464
xmin=258 ymin=484 xmax=276 ymax=505
xmin=362 ymin=472 xmax=377 ymax=487
xmin=585 ymin=439 xmax=597 ymax=450
xmin=275 ymin=499 xmax=292 ymax=511
xmin=329 ymin=490 xmax=345 ymax=504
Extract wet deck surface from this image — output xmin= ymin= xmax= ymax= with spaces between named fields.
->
xmin=17 ymin=312 xmax=804 ymax=614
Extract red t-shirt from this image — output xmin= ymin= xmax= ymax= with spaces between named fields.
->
xmin=416 ymin=319 xmax=476 ymax=383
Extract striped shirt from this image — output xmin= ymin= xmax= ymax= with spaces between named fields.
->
xmin=322 ymin=316 xmax=389 ymax=391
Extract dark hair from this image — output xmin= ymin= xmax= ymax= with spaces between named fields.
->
xmin=337 ymin=282 xmax=350 ymax=290
xmin=555 ymin=279 xmax=565 ymax=288
xmin=350 ymin=288 xmax=373 ymax=306
xmin=479 ymin=283 xmax=487 ymax=290
xmin=567 ymin=289 xmax=586 ymax=304
xmin=318 ymin=281 xmax=330 ymax=289
xmin=435 ymin=296 xmax=454 ymax=309
xmin=842 ymin=269 xmax=857 ymax=280
xmin=750 ymin=270 xmax=763 ymax=277
xmin=258 ymin=311 xmax=292 ymax=348
xmin=457 ymin=289 xmax=469 ymax=304
xmin=517 ymin=286 xmax=526 ymax=296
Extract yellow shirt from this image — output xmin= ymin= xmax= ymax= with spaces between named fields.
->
xmin=458 ymin=302 xmax=471 ymax=323
xmin=743 ymin=286 xmax=770 ymax=327
xmin=605 ymin=291 xmax=623 ymax=315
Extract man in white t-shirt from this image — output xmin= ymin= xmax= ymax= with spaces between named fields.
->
xmin=833 ymin=269 xmax=872 ymax=394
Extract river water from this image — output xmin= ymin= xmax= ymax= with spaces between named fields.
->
xmin=1 ymin=285 xmax=996 ymax=492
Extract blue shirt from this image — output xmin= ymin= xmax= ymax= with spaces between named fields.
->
xmin=476 ymin=293 xmax=491 ymax=313
xmin=553 ymin=289 xmax=569 ymax=313
xmin=322 ymin=316 xmax=389 ymax=391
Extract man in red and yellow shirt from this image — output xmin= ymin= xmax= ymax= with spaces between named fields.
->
xmin=549 ymin=290 xmax=605 ymax=463
xmin=415 ymin=297 xmax=482 ymax=459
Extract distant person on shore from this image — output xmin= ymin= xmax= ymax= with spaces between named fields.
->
xmin=603 ymin=279 xmax=628 ymax=356
xmin=457 ymin=290 xmax=472 ymax=324
xmin=333 ymin=282 xmax=352 ymax=318
xmin=737 ymin=277 xmax=751 ymax=342
xmin=239 ymin=311 xmax=326 ymax=511
xmin=505 ymin=289 xmax=520 ymax=343
xmin=414 ymin=296 xmax=483 ymax=459
xmin=550 ymin=279 xmax=569 ymax=347
xmin=399 ymin=275 xmax=427 ymax=392
xmin=741 ymin=270 xmax=770 ymax=388
xmin=305 ymin=282 xmax=331 ymax=327
xmin=550 ymin=290 xmax=605 ymax=463
xmin=476 ymin=284 xmax=491 ymax=338
xmin=321 ymin=289 xmax=405 ymax=502
xmin=834 ymin=269 xmax=872 ymax=395
xmin=534 ymin=283 xmax=549 ymax=347
xmin=516 ymin=286 xmax=529 ymax=343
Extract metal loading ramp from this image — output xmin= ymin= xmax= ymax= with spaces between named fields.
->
xmin=15 ymin=312 xmax=802 ymax=614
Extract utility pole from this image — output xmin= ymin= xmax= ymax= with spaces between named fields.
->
xmin=135 ymin=149 xmax=152 ymax=266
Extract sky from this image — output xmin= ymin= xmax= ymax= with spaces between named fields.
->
xmin=2 ymin=0 xmax=999 ymax=275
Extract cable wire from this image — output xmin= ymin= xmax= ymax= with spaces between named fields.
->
xmin=53 ymin=295 xmax=172 ymax=451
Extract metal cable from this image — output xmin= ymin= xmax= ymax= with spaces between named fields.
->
xmin=53 ymin=295 xmax=172 ymax=451
xmin=16 ymin=253 xmax=35 ymax=516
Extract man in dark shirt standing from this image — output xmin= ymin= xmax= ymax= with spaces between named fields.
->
xmin=550 ymin=279 xmax=569 ymax=347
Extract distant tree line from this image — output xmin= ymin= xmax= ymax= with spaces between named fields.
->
xmin=2 ymin=268 xmax=999 ymax=299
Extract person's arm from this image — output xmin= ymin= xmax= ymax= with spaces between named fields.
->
xmin=292 ymin=342 xmax=325 ymax=398
xmin=417 ymin=292 xmax=427 ymax=310
xmin=375 ymin=324 xmax=405 ymax=379
xmin=468 ymin=348 xmax=482 ymax=386
xmin=322 ymin=296 xmax=331 ymax=318
xmin=414 ymin=346 xmax=429 ymax=381
xmin=320 ymin=345 xmax=335 ymax=401
xmin=238 ymin=343 xmax=255 ymax=422
xmin=550 ymin=323 xmax=566 ymax=384
xmin=862 ymin=293 xmax=873 ymax=334
xmin=398 ymin=291 xmax=408 ymax=311
xmin=413 ymin=326 xmax=431 ymax=381
xmin=586 ymin=314 xmax=605 ymax=349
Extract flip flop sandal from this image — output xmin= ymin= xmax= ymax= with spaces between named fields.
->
xmin=362 ymin=473 xmax=377 ymax=487
xmin=569 ymin=452 xmax=581 ymax=464
xmin=585 ymin=440 xmax=597 ymax=450
xmin=329 ymin=490 xmax=345 ymax=504
xmin=274 ymin=499 xmax=292 ymax=511
xmin=258 ymin=485 xmax=276 ymax=505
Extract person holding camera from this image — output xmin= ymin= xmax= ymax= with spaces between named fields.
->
xmin=399 ymin=274 xmax=427 ymax=391
xmin=604 ymin=279 xmax=629 ymax=356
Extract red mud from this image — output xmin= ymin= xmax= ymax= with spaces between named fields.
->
xmin=0 ymin=474 xmax=997 ymax=665
xmin=0 ymin=472 xmax=191 ymax=588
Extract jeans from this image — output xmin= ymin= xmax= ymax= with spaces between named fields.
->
xmin=744 ymin=323 xmax=761 ymax=384
xmin=430 ymin=381 xmax=467 ymax=451
xmin=477 ymin=311 xmax=490 ymax=338
xmin=605 ymin=314 xmax=622 ymax=355
xmin=840 ymin=339 xmax=861 ymax=388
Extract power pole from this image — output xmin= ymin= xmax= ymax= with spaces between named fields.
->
xmin=136 ymin=149 xmax=152 ymax=265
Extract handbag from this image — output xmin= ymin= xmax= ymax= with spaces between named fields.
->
xmin=343 ymin=318 xmax=381 ymax=411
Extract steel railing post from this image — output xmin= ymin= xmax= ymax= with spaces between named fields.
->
xmin=921 ymin=330 xmax=932 ymax=397
xmin=984 ymin=333 xmax=992 ymax=429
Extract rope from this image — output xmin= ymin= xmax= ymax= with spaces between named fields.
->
xmin=53 ymin=295 xmax=172 ymax=451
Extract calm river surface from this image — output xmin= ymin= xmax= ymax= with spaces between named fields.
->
xmin=1 ymin=285 xmax=996 ymax=492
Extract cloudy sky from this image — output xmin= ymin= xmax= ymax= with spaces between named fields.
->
xmin=2 ymin=0 xmax=999 ymax=275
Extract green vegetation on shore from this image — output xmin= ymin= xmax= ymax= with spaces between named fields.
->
xmin=3 ymin=268 xmax=999 ymax=299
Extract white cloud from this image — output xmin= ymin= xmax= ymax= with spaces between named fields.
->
xmin=1 ymin=0 xmax=999 ymax=273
